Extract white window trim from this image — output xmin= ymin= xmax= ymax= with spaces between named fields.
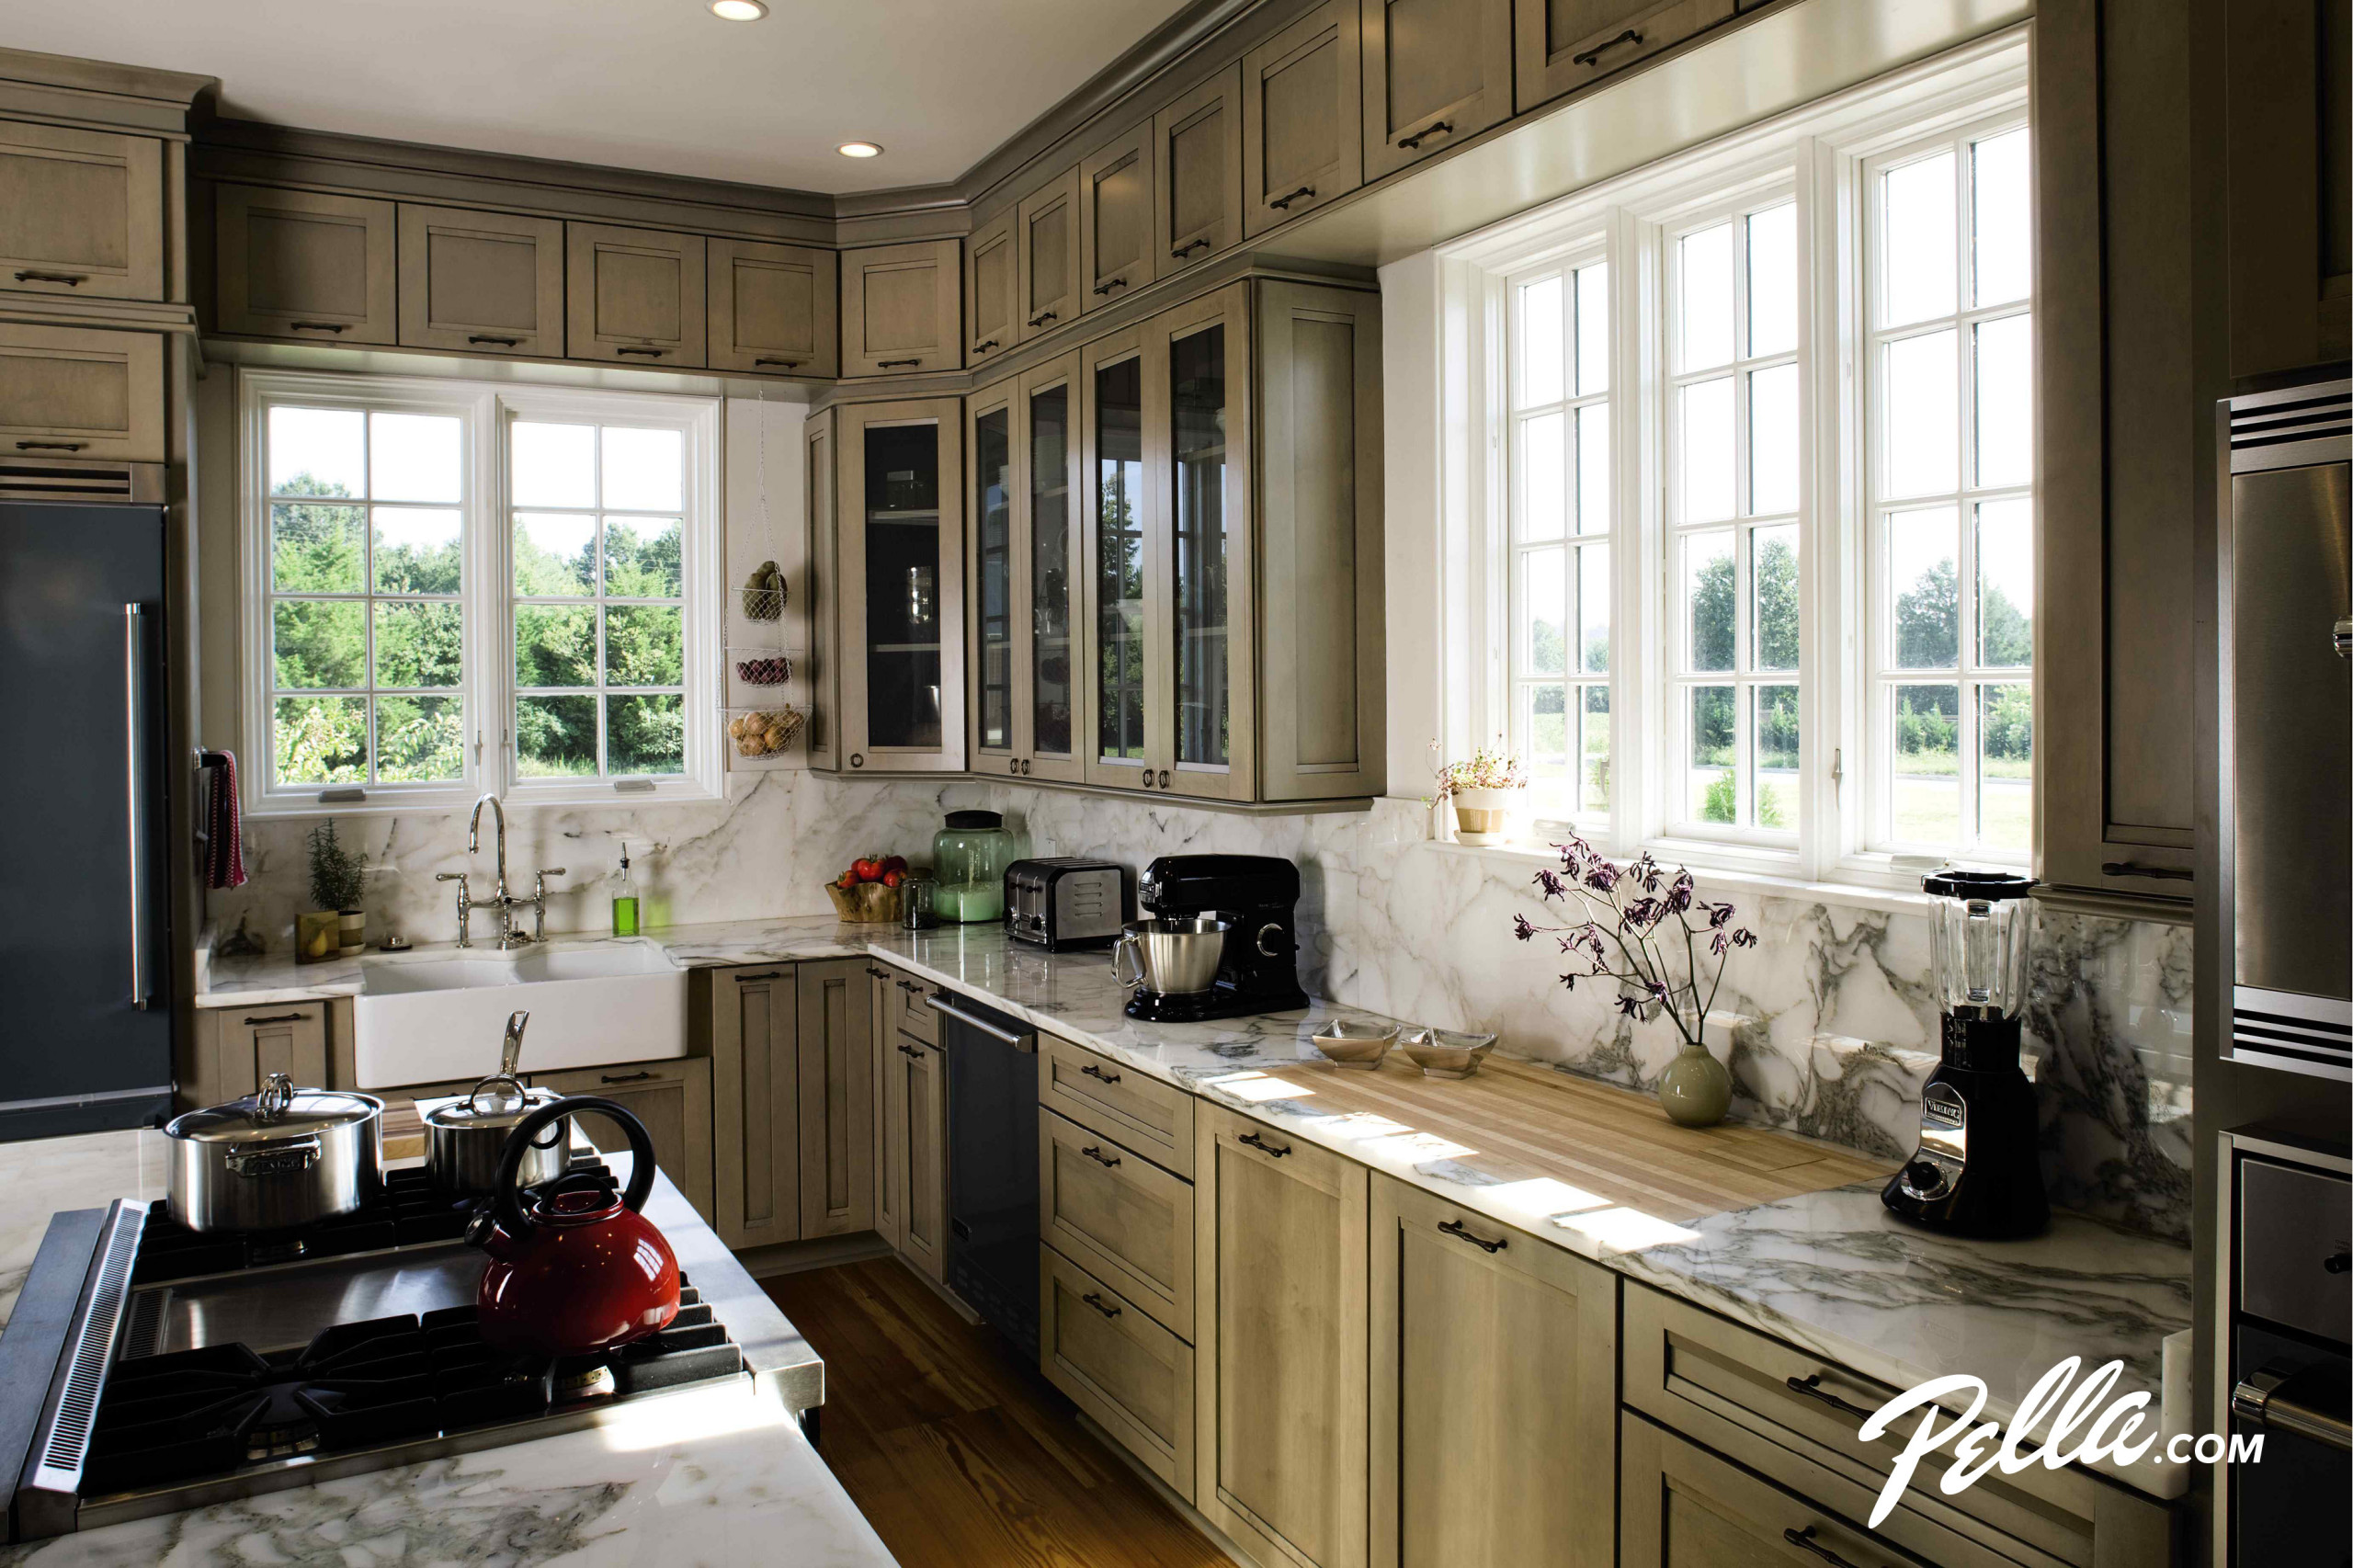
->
xmin=1432 ymin=27 xmax=2029 ymax=892
xmin=238 ymin=368 xmax=723 ymax=817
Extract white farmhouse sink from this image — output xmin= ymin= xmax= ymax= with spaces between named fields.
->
xmin=352 ymin=938 xmax=688 ymax=1088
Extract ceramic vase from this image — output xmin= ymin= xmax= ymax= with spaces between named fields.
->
xmin=1655 ymin=1015 xmax=1733 ymax=1128
xmin=337 ymin=910 xmax=366 ymax=957
xmin=1450 ymin=786 xmax=1518 ymax=846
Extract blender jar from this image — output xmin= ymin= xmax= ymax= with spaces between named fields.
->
xmin=1922 ymin=869 xmax=2035 ymax=1019
xmin=931 ymin=810 xmax=1022 ymax=923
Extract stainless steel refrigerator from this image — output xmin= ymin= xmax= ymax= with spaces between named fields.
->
xmin=0 ymin=493 xmax=173 ymax=1138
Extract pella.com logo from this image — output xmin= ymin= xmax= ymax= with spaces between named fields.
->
xmin=1861 ymin=1357 xmax=2263 ymax=1527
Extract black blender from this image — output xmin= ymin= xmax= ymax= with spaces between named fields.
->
xmin=1881 ymin=869 xmax=2049 ymax=1239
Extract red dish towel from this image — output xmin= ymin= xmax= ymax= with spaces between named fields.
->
xmin=202 ymin=751 xmax=246 ymax=890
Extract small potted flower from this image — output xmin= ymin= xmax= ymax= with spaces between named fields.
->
xmin=1430 ymin=742 xmax=1527 ymax=846
xmin=301 ymin=819 xmax=369 ymax=963
xmin=1513 ymin=833 xmax=1757 ymax=1127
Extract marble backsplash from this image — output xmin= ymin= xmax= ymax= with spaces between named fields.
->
xmin=209 ymin=778 xmax=2194 ymax=1241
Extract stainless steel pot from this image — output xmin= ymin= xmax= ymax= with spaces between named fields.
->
xmin=1111 ymin=915 xmax=1233 ymax=995
xmin=165 ymin=1074 xmax=384 ymax=1233
xmin=424 ymin=1011 xmax=569 ymax=1198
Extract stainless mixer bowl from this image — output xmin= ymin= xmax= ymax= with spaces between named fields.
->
xmin=1112 ymin=915 xmax=1233 ymax=995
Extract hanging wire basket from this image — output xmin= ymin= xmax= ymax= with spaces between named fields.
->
xmin=727 ymin=703 xmax=806 ymax=758
xmin=732 ymin=652 xmax=794 ymax=686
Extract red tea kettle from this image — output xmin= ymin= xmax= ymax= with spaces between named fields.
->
xmin=466 ymin=1095 xmax=680 ymax=1358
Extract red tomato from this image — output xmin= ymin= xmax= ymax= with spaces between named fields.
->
xmin=880 ymin=855 xmax=908 ymax=876
xmin=835 ymin=870 xmax=858 ymax=892
xmin=852 ymin=858 xmax=882 ymax=883
xmin=881 ymin=868 xmax=905 ymax=889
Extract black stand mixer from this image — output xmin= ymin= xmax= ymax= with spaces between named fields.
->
xmin=1118 ymin=856 xmax=1311 ymax=1023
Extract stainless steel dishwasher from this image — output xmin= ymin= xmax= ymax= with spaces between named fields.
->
xmin=927 ymin=990 xmax=1040 ymax=1359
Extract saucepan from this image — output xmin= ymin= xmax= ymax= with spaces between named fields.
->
xmin=164 ymin=1073 xmax=384 ymax=1233
xmin=423 ymin=1010 xmax=570 ymax=1198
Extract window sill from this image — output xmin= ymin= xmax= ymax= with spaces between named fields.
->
xmin=1418 ymin=835 xmax=1948 ymax=920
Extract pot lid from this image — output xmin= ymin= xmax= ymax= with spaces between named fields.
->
xmin=166 ymin=1073 xmax=383 ymax=1144
xmin=422 ymin=1074 xmax=563 ymax=1131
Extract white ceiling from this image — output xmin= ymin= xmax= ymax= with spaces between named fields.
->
xmin=1 ymin=0 xmax=1196 ymax=194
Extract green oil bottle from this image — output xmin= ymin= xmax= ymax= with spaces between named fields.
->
xmin=612 ymin=841 xmax=641 ymax=937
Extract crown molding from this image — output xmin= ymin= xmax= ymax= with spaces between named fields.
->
xmin=0 ymin=44 xmax=216 ymax=135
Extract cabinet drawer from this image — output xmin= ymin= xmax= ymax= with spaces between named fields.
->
xmin=1039 ymin=1034 xmax=1192 ymax=1178
xmin=1040 ymin=1108 xmax=1193 ymax=1339
xmin=0 ymin=323 xmax=164 ymax=462
xmin=1041 ymin=1246 xmax=1196 ymax=1501
xmin=1620 ymin=1411 xmax=2057 ymax=1568
xmin=0 ymin=119 xmax=165 ymax=301
xmin=211 ymin=1006 xmax=329 ymax=1100
xmin=881 ymin=967 xmax=938 ymax=1044
xmin=1624 ymin=1284 xmax=2121 ymax=1567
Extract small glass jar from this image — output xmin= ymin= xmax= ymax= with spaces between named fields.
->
xmin=930 ymin=810 xmax=1022 ymax=924
xmin=901 ymin=870 xmax=939 ymax=930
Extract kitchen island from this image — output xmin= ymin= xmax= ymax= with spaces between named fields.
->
xmin=0 ymin=1128 xmax=896 ymax=1568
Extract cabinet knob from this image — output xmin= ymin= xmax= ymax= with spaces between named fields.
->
xmin=1157 ymin=769 xmax=1170 ymax=789
xmin=1020 ymin=759 xmax=1031 ymax=776
xmin=850 ymin=753 xmax=865 ymax=768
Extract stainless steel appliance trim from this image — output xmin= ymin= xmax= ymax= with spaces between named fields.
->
xmin=0 ymin=1086 xmax=175 ymax=1115
xmin=122 ymin=606 xmax=153 ymax=1010
xmin=0 ymin=460 xmax=165 ymax=506
xmin=2231 ymin=1363 xmax=2352 ymax=1452
xmin=16 ymin=1199 xmax=145 ymax=1541
xmin=924 ymin=990 xmax=1036 ymax=1052
xmin=2227 ymin=987 xmax=2353 ymax=1080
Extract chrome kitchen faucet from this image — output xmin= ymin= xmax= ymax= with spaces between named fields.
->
xmin=440 ymin=793 xmax=564 ymax=949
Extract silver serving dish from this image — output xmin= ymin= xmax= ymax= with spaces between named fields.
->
xmin=1309 ymin=1018 xmax=1397 ymax=1070
xmin=1398 ymin=1027 xmax=1498 ymax=1079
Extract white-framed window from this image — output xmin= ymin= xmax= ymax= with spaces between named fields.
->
xmin=241 ymin=370 xmax=722 ymax=814
xmin=1441 ymin=28 xmax=2031 ymax=885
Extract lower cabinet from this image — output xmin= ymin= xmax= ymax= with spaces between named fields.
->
xmin=867 ymin=964 xmax=902 ymax=1250
xmin=1194 ymin=1104 xmax=1370 ymax=1568
xmin=531 ymin=1056 xmax=715 ymax=1225
xmin=191 ymin=1004 xmax=329 ymax=1108
xmin=710 ymin=963 xmax=801 ymax=1249
xmin=882 ymin=1022 xmax=948 ymax=1280
xmin=1042 ymin=1246 xmax=1197 ymax=1496
xmin=1369 ymin=1175 xmax=1617 ymax=1568
xmin=795 ymin=958 xmax=875 ymax=1238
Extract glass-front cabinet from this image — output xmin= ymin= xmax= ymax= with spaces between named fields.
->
xmin=1080 ymin=284 xmax=1254 ymax=801
xmin=967 ymin=354 xmax=1083 ymax=781
xmin=808 ymin=398 xmax=965 ymax=773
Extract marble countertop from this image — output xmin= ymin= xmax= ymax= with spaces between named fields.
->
xmin=196 ymin=914 xmax=2195 ymax=1503
xmin=0 ymin=1128 xmax=895 ymax=1567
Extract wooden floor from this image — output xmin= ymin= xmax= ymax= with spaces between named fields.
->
xmin=764 ymin=1257 xmax=1228 ymax=1568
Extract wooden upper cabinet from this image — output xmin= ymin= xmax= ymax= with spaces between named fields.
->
xmin=1360 ymin=0 xmax=1514 ymax=180
xmin=0 ymin=323 xmax=165 ymax=462
xmin=707 ymin=238 xmax=837 ymax=377
xmin=966 ymin=210 xmax=1017 ymax=364
xmin=564 ymin=222 xmax=706 ymax=367
xmin=0 ymin=119 xmax=165 ymax=302
xmin=395 ymin=204 xmax=563 ymax=358
xmin=842 ymin=238 xmax=961 ymax=376
xmin=2223 ymin=0 xmax=2352 ymax=378
xmin=1242 ymin=2 xmax=1364 ymax=237
xmin=1080 ymin=126 xmax=1155 ymax=311
xmin=1515 ymin=0 xmax=1733 ymax=112
xmin=1017 ymin=166 xmax=1082 ymax=341
xmin=1154 ymin=64 xmax=1243 ymax=278
xmin=216 ymin=185 xmax=396 ymax=344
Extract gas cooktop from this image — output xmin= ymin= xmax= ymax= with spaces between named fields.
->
xmin=3 ymin=1162 xmax=753 ymax=1540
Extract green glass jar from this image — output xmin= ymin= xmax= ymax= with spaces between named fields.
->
xmin=930 ymin=810 xmax=1024 ymax=924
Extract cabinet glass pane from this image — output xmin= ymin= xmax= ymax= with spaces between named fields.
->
xmin=1171 ymin=324 xmax=1229 ymax=769
xmin=1030 ymin=384 xmax=1074 ymax=760
xmin=863 ymin=423 xmax=944 ymax=751
xmin=974 ymin=406 xmax=1012 ymax=752
xmin=1096 ymin=358 xmax=1147 ymax=763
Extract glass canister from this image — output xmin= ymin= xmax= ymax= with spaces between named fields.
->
xmin=931 ymin=810 xmax=1022 ymax=924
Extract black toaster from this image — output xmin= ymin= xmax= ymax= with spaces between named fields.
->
xmin=1004 ymin=858 xmax=1132 ymax=950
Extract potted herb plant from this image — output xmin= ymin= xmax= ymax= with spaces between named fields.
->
xmin=1513 ymin=833 xmax=1757 ymax=1127
xmin=301 ymin=819 xmax=369 ymax=963
xmin=1430 ymin=742 xmax=1528 ymax=846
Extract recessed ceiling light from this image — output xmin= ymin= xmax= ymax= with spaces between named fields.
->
xmin=710 ymin=0 xmax=767 ymax=19
xmin=837 ymin=141 xmax=883 ymax=159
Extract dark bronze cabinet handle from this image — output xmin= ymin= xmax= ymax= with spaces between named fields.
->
xmin=875 ymin=358 xmax=922 ymax=369
xmin=898 ymin=1042 xmax=925 ymax=1060
xmin=1170 ymin=237 xmax=1211 ymax=258
xmin=973 ymin=338 xmax=1001 ymax=353
xmin=1081 ymin=1291 xmax=1121 ymax=1320
xmin=1781 ymin=1526 xmax=1874 ymax=1568
xmin=289 ymin=321 xmax=349 ymax=333
xmin=1396 ymin=119 xmax=1453 ymax=150
xmin=242 ymin=1012 xmax=310 ymax=1026
xmin=469 ymin=335 xmax=520 ymax=347
xmin=2100 ymin=861 xmax=2193 ymax=881
xmin=1081 ymin=1144 xmax=1122 ymax=1169
xmin=755 ymin=357 xmax=804 ymax=368
xmin=1028 ymin=309 xmax=1059 ymax=326
xmin=1438 ymin=1218 xmax=1506 ymax=1253
xmin=1267 ymin=186 xmax=1316 ymax=210
xmin=17 ymin=440 xmax=85 ymax=452
xmin=1572 ymin=27 xmax=1643 ymax=66
xmin=1091 ymin=278 xmax=1127 ymax=296
xmin=1238 ymin=1131 xmax=1290 ymax=1158
xmin=1080 ymin=1063 xmax=1121 ymax=1085
xmin=1784 ymin=1373 xmax=1878 ymax=1424
xmin=615 ymin=346 xmax=666 ymax=358
xmin=601 ymin=1070 xmax=657 ymax=1084
xmin=735 ymin=971 xmax=783 ymax=982
xmin=15 ymin=269 xmax=85 ymax=285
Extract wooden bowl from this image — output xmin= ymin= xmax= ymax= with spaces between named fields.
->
xmin=824 ymin=881 xmax=902 ymax=924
